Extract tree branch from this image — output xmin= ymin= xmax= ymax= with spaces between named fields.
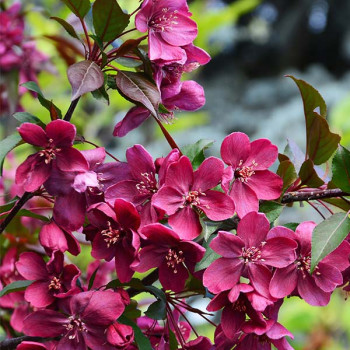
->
xmin=281 ymin=189 xmax=349 ymax=204
xmin=0 ymin=336 xmax=53 ymax=350
xmin=0 ymin=192 xmax=34 ymax=234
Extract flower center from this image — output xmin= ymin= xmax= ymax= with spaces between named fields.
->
xmin=233 ymin=299 xmax=247 ymax=312
xmin=48 ymin=276 xmax=61 ymax=290
xmin=149 ymin=8 xmax=178 ymax=32
xmin=64 ymin=316 xmax=87 ymax=339
xmin=241 ymin=246 xmax=262 ymax=264
xmin=38 ymin=139 xmax=61 ymax=164
xmin=235 ymin=160 xmax=258 ymax=182
xmin=136 ymin=172 xmax=158 ymax=196
xmin=165 ymin=248 xmax=185 ymax=274
xmin=295 ymin=254 xmax=320 ymax=277
xmin=101 ymin=221 xmax=123 ymax=248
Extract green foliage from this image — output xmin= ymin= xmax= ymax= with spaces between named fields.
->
xmin=287 ymin=76 xmax=340 ymax=165
xmin=299 ymin=159 xmax=324 ymax=188
xmin=311 ymin=212 xmax=350 ymax=272
xmin=145 ymin=299 xmax=166 ymax=320
xmin=0 ymin=133 xmax=23 ymax=176
xmin=259 ymin=201 xmax=284 ymax=223
xmin=61 ymin=0 xmax=91 ymax=19
xmin=277 ymin=159 xmax=298 ymax=192
xmin=195 ymin=234 xmax=220 ymax=272
xmin=0 ymin=280 xmax=33 ymax=298
xmin=50 ymin=17 xmax=80 ymax=39
xmin=331 ymin=145 xmax=350 ymax=192
xmin=92 ymin=0 xmax=130 ymax=42
xmin=182 ymin=139 xmax=214 ymax=169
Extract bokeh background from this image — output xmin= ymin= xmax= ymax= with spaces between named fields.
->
xmin=1 ymin=0 xmax=350 ymax=348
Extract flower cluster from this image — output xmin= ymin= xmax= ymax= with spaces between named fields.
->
xmin=1 ymin=0 xmax=350 ymax=349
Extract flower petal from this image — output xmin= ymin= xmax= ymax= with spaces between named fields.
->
xmin=18 ymin=123 xmax=47 ymax=146
xmin=210 ymin=231 xmax=245 ymax=258
xmin=16 ymin=252 xmax=47 ymax=280
xmin=220 ymin=132 xmax=250 ymax=168
xmin=45 ymin=120 xmax=76 ymax=147
xmin=246 ymin=170 xmax=282 ymax=200
xmin=193 ymin=157 xmax=224 ymax=191
xmin=230 ymin=180 xmax=259 ymax=218
xmin=245 ymin=139 xmax=278 ymax=170
xmin=269 ymin=264 xmax=298 ymax=298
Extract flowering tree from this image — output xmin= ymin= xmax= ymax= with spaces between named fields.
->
xmin=0 ymin=0 xmax=350 ymax=349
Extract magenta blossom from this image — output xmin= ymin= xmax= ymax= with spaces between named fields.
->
xmin=15 ymin=120 xmax=88 ymax=192
xmin=22 ymin=290 xmax=125 ymax=350
xmin=153 ymin=156 xmax=235 ymax=240
xmin=269 ymin=222 xmax=350 ymax=306
xmin=107 ymin=322 xmax=134 ymax=348
xmin=132 ymin=223 xmax=205 ymax=292
xmin=203 ymin=212 xmax=297 ymax=295
xmin=135 ymin=0 xmax=198 ymax=63
xmin=105 ymin=145 xmax=180 ymax=226
xmin=16 ymin=250 xmax=80 ymax=308
xmin=220 ymin=132 xmax=283 ymax=218
xmin=86 ymin=199 xmax=141 ymax=283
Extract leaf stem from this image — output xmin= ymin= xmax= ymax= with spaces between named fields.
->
xmin=152 ymin=116 xmax=182 ymax=153
xmin=63 ymin=97 xmax=80 ymax=122
xmin=0 ymin=192 xmax=34 ymax=234
xmin=80 ymin=18 xmax=92 ymax=57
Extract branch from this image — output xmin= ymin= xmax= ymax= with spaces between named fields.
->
xmin=281 ymin=189 xmax=350 ymax=204
xmin=0 ymin=336 xmax=53 ymax=350
xmin=0 ymin=192 xmax=34 ymax=234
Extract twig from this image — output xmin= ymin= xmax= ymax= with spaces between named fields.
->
xmin=63 ymin=97 xmax=80 ymax=122
xmin=281 ymin=189 xmax=349 ymax=204
xmin=0 ymin=192 xmax=34 ymax=234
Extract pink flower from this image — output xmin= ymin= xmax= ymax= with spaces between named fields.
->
xmin=105 ymin=145 xmax=180 ymax=226
xmin=15 ymin=120 xmax=88 ymax=192
xmin=132 ymin=223 xmax=205 ymax=292
xmin=86 ymin=200 xmax=141 ymax=283
xmin=153 ymin=156 xmax=235 ymax=240
xmin=135 ymin=0 xmax=198 ymax=63
xmin=22 ymin=290 xmax=125 ymax=350
xmin=269 ymin=222 xmax=350 ymax=306
xmin=203 ymin=212 xmax=297 ymax=295
xmin=220 ymin=132 xmax=283 ymax=218
xmin=15 ymin=250 xmax=80 ymax=308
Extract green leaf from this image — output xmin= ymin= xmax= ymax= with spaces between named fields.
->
xmin=282 ymin=222 xmax=299 ymax=231
xmin=105 ymin=278 xmax=144 ymax=290
xmin=311 ymin=212 xmax=350 ymax=272
xmin=115 ymin=71 xmax=161 ymax=116
xmin=92 ymin=0 xmax=130 ymax=42
xmin=61 ymin=0 xmax=91 ymax=19
xmin=115 ymin=57 xmax=143 ymax=68
xmin=21 ymin=81 xmax=62 ymax=118
xmin=50 ymin=16 xmax=79 ymax=39
xmin=182 ymin=139 xmax=214 ymax=169
xmin=118 ymin=316 xmax=152 ymax=350
xmin=306 ymin=111 xmax=341 ymax=165
xmin=106 ymin=75 xmax=118 ymax=90
xmin=323 ymin=198 xmax=350 ymax=212
xmin=259 ymin=201 xmax=284 ymax=223
xmin=13 ymin=112 xmax=46 ymax=128
xmin=286 ymin=75 xmax=327 ymax=118
xmin=0 ymin=280 xmax=34 ymax=297
xmin=332 ymin=145 xmax=350 ymax=192
xmin=145 ymin=299 xmax=166 ymax=320
xmin=144 ymin=285 xmax=166 ymax=302
xmin=91 ymin=85 xmax=110 ymax=105
xmin=169 ymin=329 xmax=178 ymax=350
xmin=12 ymin=209 xmax=50 ymax=222
xmin=0 ymin=133 xmax=23 ymax=176
xmin=88 ymin=267 xmax=99 ymax=290
xmin=299 ymin=159 xmax=324 ymax=188
xmin=123 ymin=300 xmax=141 ymax=319
xmin=287 ymin=76 xmax=340 ymax=165
xmin=0 ymin=197 xmax=20 ymax=214
xmin=195 ymin=234 xmax=220 ymax=272
xmin=200 ymin=218 xmax=220 ymax=241
xmin=277 ymin=160 xmax=297 ymax=192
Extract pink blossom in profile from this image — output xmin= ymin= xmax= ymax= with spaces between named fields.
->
xmin=269 ymin=221 xmax=350 ymax=306
xmin=153 ymin=156 xmax=235 ymax=240
xmin=220 ymin=132 xmax=283 ymax=218
xmin=135 ymin=0 xmax=198 ymax=63
xmin=203 ymin=212 xmax=297 ymax=295
xmin=15 ymin=120 xmax=88 ymax=192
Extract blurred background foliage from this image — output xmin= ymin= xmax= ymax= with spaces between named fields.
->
xmin=1 ymin=0 xmax=350 ymax=349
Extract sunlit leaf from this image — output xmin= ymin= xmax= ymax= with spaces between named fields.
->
xmin=311 ymin=212 xmax=350 ymax=272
